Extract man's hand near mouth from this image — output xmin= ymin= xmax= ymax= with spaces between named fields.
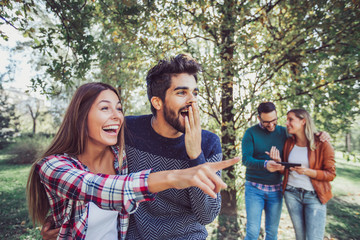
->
xmin=184 ymin=103 xmax=202 ymax=160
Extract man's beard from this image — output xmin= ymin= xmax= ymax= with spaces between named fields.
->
xmin=163 ymin=104 xmax=185 ymax=133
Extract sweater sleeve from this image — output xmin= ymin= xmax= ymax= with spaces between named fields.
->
xmin=188 ymin=152 xmax=222 ymax=225
xmin=188 ymin=134 xmax=222 ymax=225
xmin=242 ymin=128 xmax=265 ymax=169
xmin=314 ymin=142 xmax=336 ymax=181
xmin=188 ymin=151 xmax=206 ymax=167
xmin=38 ymin=155 xmax=154 ymax=214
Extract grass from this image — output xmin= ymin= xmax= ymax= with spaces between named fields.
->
xmin=325 ymin=153 xmax=360 ymax=240
xmin=0 ymin=153 xmax=41 ymax=239
xmin=0 ymin=151 xmax=359 ymax=239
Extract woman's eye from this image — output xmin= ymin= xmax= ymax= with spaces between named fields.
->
xmin=101 ymin=106 xmax=109 ymax=111
xmin=117 ymin=108 xmax=123 ymax=112
xmin=177 ymin=91 xmax=185 ymax=95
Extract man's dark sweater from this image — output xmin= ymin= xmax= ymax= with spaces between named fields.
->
xmin=125 ymin=115 xmax=223 ymax=240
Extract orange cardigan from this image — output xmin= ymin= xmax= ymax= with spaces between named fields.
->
xmin=282 ymin=135 xmax=336 ymax=204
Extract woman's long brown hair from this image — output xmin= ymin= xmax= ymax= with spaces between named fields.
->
xmin=287 ymin=109 xmax=317 ymax=151
xmin=26 ymin=82 xmax=125 ymax=225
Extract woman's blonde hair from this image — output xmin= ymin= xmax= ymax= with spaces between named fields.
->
xmin=287 ymin=109 xmax=317 ymax=151
xmin=26 ymin=82 xmax=125 ymax=225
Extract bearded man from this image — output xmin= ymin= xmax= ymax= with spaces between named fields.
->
xmin=124 ymin=54 xmax=222 ymax=240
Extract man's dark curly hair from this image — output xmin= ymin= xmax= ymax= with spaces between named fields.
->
xmin=146 ymin=54 xmax=202 ymax=116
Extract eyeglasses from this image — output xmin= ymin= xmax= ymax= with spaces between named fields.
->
xmin=260 ymin=118 xmax=278 ymax=126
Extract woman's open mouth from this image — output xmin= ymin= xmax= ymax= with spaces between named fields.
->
xmin=102 ymin=125 xmax=119 ymax=135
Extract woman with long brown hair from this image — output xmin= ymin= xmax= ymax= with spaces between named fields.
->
xmin=282 ymin=109 xmax=336 ymax=240
xmin=27 ymin=82 xmax=238 ymax=240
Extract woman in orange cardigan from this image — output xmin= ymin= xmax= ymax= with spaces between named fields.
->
xmin=282 ymin=109 xmax=336 ymax=240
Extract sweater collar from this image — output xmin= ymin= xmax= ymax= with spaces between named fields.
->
xmin=148 ymin=115 xmax=184 ymax=144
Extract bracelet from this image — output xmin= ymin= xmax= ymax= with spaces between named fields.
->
xmin=264 ymin=160 xmax=268 ymax=169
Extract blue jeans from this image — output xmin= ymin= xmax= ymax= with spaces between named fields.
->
xmin=244 ymin=181 xmax=283 ymax=240
xmin=284 ymin=185 xmax=327 ymax=240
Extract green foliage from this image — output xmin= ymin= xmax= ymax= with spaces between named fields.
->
xmin=5 ymin=134 xmax=52 ymax=164
xmin=3 ymin=0 xmax=358 ymax=135
xmin=1 ymin=0 xmax=359 ymax=134
xmin=342 ymin=151 xmax=359 ymax=163
xmin=265 ymin=0 xmax=360 ymax=133
xmin=0 ymin=86 xmax=19 ymax=149
xmin=331 ymin=116 xmax=360 ymax=157
xmin=0 ymin=0 xmax=35 ymax=41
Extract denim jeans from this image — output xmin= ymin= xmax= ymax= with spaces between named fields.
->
xmin=284 ymin=185 xmax=327 ymax=240
xmin=244 ymin=181 xmax=283 ymax=240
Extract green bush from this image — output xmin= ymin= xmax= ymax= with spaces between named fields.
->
xmin=341 ymin=151 xmax=360 ymax=163
xmin=5 ymin=135 xmax=52 ymax=164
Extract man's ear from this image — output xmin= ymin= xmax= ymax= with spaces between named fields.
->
xmin=151 ymin=96 xmax=163 ymax=111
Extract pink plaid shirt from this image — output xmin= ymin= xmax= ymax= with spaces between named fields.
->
xmin=249 ymin=181 xmax=282 ymax=192
xmin=37 ymin=146 xmax=154 ymax=240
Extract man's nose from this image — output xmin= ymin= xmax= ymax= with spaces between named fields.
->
xmin=187 ymin=93 xmax=197 ymax=104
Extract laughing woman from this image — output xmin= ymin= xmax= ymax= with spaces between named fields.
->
xmin=282 ymin=109 xmax=336 ymax=240
xmin=26 ymin=82 xmax=238 ymax=240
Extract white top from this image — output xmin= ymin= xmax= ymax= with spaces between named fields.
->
xmin=287 ymin=145 xmax=314 ymax=191
xmin=85 ymin=202 xmax=119 ymax=240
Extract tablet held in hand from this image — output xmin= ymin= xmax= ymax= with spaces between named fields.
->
xmin=276 ymin=162 xmax=301 ymax=169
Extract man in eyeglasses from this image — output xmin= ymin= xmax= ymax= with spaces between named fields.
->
xmin=242 ymin=102 xmax=329 ymax=240
xmin=242 ymin=102 xmax=285 ymax=240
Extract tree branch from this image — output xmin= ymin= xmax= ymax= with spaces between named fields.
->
xmin=0 ymin=16 xmax=19 ymax=30
xmin=276 ymin=75 xmax=360 ymax=101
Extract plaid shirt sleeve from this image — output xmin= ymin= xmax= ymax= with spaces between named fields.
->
xmin=37 ymin=155 xmax=154 ymax=214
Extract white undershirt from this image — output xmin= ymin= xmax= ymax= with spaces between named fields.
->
xmin=85 ymin=202 xmax=118 ymax=240
xmin=287 ymin=145 xmax=314 ymax=191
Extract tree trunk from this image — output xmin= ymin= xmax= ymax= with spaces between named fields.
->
xmin=345 ymin=132 xmax=351 ymax=153
xmin=217 ymin=0 xmax=241 ymax=238
xmin=27 ymin=102 xmax=40 ymax=136
xmin=32 ymin=120 xmax=36 ymax=135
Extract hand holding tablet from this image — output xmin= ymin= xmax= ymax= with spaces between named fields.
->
xmin=275 ymin=162 xmax=301 ymax=169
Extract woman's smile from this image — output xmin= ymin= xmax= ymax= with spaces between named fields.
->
xmin=87 ymin=90 xmax=124 ymax=147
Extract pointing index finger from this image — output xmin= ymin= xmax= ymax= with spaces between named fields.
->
xmin=211 ymin=157 xmax=241 ymax=171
